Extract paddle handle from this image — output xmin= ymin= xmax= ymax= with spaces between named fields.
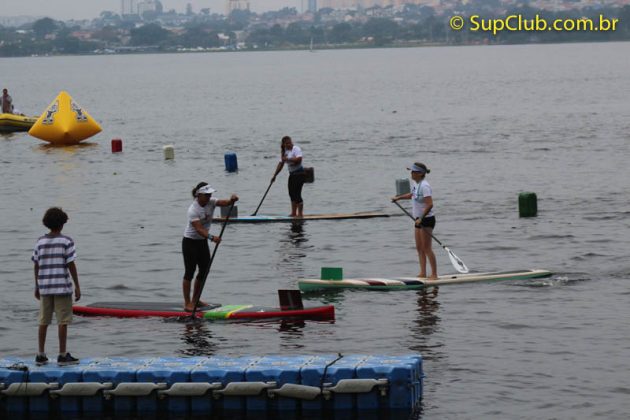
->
xmin=191 ymin=201 xmax=235 ymax=318
xmin=251 ymin=179 xmax=274 ymax=216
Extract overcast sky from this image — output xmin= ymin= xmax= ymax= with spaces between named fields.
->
xmin=5 ymin=0 xmax=303 ymax=20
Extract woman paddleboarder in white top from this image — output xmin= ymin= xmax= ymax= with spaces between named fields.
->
xmin=392 ymin=162 xmax=438 ymax=280
xmin=271 ymin=136 xmax=306 ymax=218
xmin=182 ymin=182 xmax=238 ymax=311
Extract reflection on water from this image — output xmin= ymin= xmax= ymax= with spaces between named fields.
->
xmin=302 ymin=289 xmax=347 ymax=306
xmin=0 ymin=132 xmax=20 ymax=140
xmin=35 ymin=141 xmax=98 ymax=154
xmin=173 ymin=316 xmax=336 ymax=356
xmin=274 ymin=221 xmax=312 ymax=279
xmin=408 ymin=288 xmax=442 ymax=360
xmin=176 ymin=319 xmax=218 ymax=356
xmin=288 ymin=221 xmax=308 ymax=247
xmin=278 ymin=319 xmax=306 ymax=351
xmin=279 ymin=319 xmax=306 ymax=331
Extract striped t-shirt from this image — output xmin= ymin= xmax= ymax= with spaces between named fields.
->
xmin=32 ymin=234 xmax=76 ymax=295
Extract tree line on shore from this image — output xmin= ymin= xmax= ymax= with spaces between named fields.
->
xmin=1 ymin=4 xmax=629 ymax=56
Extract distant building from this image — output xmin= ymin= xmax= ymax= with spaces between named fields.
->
xmin=137 ymin=1 xmax=157 ymax=15
xmin=227 ymin=0 xmax=250 ymax=14
xmin=122 ymin=0 xmax=162 ymax=16
xmin=308 ymin=0 xmax=318 ymax=12
xmin=121 ymin=0 xmax=137 ymax=15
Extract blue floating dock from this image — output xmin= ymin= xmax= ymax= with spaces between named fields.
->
xmin=0 ymin=354 xmax=422 ymax=416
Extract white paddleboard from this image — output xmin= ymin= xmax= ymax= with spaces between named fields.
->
xmin=298 ymin=269 xmax=552 ymax=291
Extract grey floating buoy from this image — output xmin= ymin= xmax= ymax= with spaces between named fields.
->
xmin=396 ymin=178 xmax=411 ymax=195
xmin=163 ymin=145 xmax=174 ymax=160
xmin=220 ymin=205 xmax=238 ymax=218
xmin=224 ymin=152 xmax=238 ymax=172
xmin=519 ymin=192 xmax=537 ymax=217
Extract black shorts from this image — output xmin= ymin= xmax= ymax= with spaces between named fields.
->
xmin=288 ymin=169 xmax=306 ymax=204
xmin=182 ymin=237 xmax=210 ymax=281
xmin=415 ymin=216 xmax=436 ymax=229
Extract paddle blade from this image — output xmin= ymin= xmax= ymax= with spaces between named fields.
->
xmin=445 ymin=246 xmax=469 ymax=273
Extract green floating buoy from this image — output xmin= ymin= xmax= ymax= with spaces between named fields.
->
xmin=321 ymin=267 xmax=343 ymax=281
xmin=519 ymin=192 xmax=537 ymax=217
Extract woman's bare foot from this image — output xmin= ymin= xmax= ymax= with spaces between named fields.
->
xmin=184 ymin=301 xmax=209 ymax=311
xmin=417 ymin=273 xmax=427 ymax=278
xmin=427 ymin=275 xmax=438 ymax=281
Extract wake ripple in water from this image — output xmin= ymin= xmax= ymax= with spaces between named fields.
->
xmin=513 ymin=274 xmax=590 ymax=288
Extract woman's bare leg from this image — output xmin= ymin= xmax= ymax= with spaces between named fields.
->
xmin=421 ymin=228 xmax=438 ymax=279
xmin=415 ymin=228 xmax=427 ymax=278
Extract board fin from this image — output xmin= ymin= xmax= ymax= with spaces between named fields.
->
xmin=278 ymin=290 xmax=304 ymax=310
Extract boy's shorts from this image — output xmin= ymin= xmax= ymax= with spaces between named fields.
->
xmin=39 ymin=294 xmax=73 ymax=325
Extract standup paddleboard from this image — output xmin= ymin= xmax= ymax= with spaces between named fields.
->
xmin=73 ymin=301 xmax=335 ymax=320
xmin=298 ymin=269 xmax=552 ymax=292
xmin=216 ymin=211 xmax=397 ymax=223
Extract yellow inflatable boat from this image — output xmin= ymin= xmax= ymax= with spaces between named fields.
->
xmin=0 ymin=113 xmax=37 ymax=133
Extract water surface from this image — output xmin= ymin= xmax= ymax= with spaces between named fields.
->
xmin=1 ymin=43 xmax=630 ymax=418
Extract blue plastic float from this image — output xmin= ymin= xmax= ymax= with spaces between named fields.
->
xmin=0 ymin=354 xmax=422 ymax=416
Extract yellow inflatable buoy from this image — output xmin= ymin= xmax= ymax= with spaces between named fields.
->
xmin=28 ymin=91 xmax=102 ymax=145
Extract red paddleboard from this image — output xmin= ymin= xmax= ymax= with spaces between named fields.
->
xmin=73 ymin=301 xmax=334 ymax=321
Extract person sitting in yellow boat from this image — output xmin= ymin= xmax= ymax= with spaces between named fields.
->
xmin=1 ymin=88 xmax=14 ymax=114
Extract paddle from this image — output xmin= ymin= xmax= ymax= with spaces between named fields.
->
xmin=251 ymin=178 xmax=274 ymax=216
xmin=191 ymin=201 xmax=235 ymax=318
xmin=392 ymin=200 xmax=469 ymax=274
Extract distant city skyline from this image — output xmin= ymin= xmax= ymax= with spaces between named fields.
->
xmin=3 ymin=0 xmax=629 ymax=21
xmin=1 ymin=0 xmax=303 ymax=20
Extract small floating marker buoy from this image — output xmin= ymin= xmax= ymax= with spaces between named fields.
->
xmin=163 ymin=145 xmax=174 ymax=160
xmin=224 ymin=151 xmax=238 ymax=172
xmin=321 ymin=267 xmax=343 ymax=281
xmin=519 ymin=192 xmax=538 ymax=217
xmin=111 ymin=138 xmax=122 ymax=153
xmin=220 ymin=205 xmax=238 ymax=218
xmin=396 ymin=178 xmax=411 ymax=195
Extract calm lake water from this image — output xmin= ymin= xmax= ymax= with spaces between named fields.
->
xmin=1 ymin=42 xmax=630 ymax=418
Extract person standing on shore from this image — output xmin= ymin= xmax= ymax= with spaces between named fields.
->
xmin=271 ymin=136 xmax=306 ymax=218
xmin=32 ymin=207 xmax=81 ymax=366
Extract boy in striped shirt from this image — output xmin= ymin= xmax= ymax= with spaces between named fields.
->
xmin=32 ymin=207 xmax=81 ymax=366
